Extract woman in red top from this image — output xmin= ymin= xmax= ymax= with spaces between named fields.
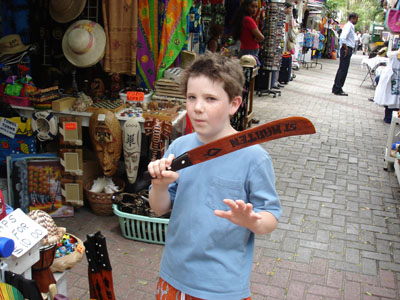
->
xmin=232 ymin=0 xmax=264 ymax=58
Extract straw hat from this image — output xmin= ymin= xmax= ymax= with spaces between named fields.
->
xmin=0 ymin=34 xmax=30 ymax=58
xmin=49 ymin=0 xmax=87 ymax=24
xmin=28 ymin=210 xmax=66 ymax=247
xmin=62 ymin=19 xmax=106 ymax=68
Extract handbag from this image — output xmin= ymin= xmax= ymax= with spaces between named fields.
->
xmin=388 ymin=9 xmax=400 ymax=32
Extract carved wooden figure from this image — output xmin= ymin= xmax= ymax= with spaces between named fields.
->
xmin=123 ymin=118 xmax=141 ymax=184
xmin=144 ymin=117 xmax=172 ymax=161
xmin=89 ymin=108 xmax=122 ymax=177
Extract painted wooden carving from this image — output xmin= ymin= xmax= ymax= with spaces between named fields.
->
xmin=144 ymin=117 xmax=172 ymax=161
xmin=123 ymin=118 xmax=141 ymax=184
xmin=89 ymin=108 xmax=122 ymax=177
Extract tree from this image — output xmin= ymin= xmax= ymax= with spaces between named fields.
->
xmin=326 ymin=0 xmax=384 ymax=31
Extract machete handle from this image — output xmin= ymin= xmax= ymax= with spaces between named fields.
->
xmin=142 ymin=152 xmax=192 ymax=181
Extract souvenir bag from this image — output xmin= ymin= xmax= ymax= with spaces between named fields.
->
xmin=386 ymin=1 xmax=400 ymax=32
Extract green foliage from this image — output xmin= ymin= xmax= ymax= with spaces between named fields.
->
xmin=326 ymin=0 xmax=384 ymax=31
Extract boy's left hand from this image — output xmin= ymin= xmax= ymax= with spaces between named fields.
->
xmin=214 ymin=199 xmax=262 ymax=229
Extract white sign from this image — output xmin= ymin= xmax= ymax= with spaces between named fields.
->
xmin=0 ymin=118 xmax=18 ymax=139
xmin=0 ymin=209 xmax=48 ymax=257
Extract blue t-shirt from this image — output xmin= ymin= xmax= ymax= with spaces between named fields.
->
xmin=159 ymin=133 xmax=281 ymax=299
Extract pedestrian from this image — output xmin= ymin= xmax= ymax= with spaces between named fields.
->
xmin=356 ymin=31 xmax=361 ymax=51
xmin=207 ymin=24 xmax=224 ymax=53
xmin=361 ymin=30 xmax=371 ymax=55
xmin=332 ymin=12 xmax=359 ymax=96
xmin=232 ymin=0 xmax=264 ymax=58
xmin=147 ymin=52 xmax=282 ymax=300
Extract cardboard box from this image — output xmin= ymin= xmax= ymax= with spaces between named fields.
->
xmin=52 ymin=97 xmax=76 ymax=112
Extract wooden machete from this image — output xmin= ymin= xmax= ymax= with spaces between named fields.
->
xmin=144 ymin=116 xmax=315 ymax=180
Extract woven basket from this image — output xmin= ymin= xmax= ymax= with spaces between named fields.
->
xmin=84 ymin=177 xmax=125 ymax=216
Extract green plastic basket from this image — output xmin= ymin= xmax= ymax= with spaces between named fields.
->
xmin=113 ymin=204 xmax=169 ymax=245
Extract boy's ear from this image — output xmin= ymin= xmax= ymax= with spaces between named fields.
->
xmin=230 ymin=96 xmax=242 ymax=116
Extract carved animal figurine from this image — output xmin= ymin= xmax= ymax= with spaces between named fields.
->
xmin=144 ymin=117 xmax=172 ymax=161
xmin=110 ymin=73 xmax=122 ymax=99
xmin=90 ymin=78 xmax=105 ymax=102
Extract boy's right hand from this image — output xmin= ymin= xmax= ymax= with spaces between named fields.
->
xmin=147 ymin=153 xmax=179 ymax=186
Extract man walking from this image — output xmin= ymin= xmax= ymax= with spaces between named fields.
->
xmin=332 ymin=13 xmax=358 ymax=96
xmin=361 ymin=30 xmax=371 ymax=55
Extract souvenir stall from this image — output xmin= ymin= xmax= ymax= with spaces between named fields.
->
xmin=0 ymin=188 xmax=86 ymax=299
xmin=256 ymin=0 xmax=286 ymax=97
xmin=294 ymin=0 xmax=327 ymax=68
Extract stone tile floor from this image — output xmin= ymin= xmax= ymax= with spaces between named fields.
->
xmin=57 ymin=52 xmax=400 ymax=300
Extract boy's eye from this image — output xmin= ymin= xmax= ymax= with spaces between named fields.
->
xmin=187 ymin=95 xmax=196 ymax=100
xmin=207 ymin=97 xmax=217 ymax=101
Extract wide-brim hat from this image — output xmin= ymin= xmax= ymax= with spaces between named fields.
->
xmin=0 ymin=34 xmax=30 ymax=59
xmin=49 ymin=0 xmax=87 ymax=24
xmin=62 ymin=19 xmax=106 ymax=68
xmin=28 ymin=210 xmax=66 ymax=247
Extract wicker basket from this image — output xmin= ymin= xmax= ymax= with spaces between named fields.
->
xmin=84 ymin=178 xmax=125 ymax=216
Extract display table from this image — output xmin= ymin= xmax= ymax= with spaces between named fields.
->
xmin=10 ymin=104 xmax=186 ymax=130
xmin=360 ymin=56 xmax=388 ymax=87
xmin=394 ymin=159 xmax=400 ymax=186
xmin=384 ymin=111 xmax=400 ymax=170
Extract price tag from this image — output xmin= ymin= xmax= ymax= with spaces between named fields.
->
xmin=127 ymin=91 xmax=144 ymax=101
xmin=0 ymin=209 xmax=48 ymax=257
xmin=64 ymin=122 xmax=77 ymax=131
xmin=0 ymin=118 xmax=18 ymax=139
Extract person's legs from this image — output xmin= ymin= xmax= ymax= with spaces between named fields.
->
xmin=332 ymin=47 xmax=352 ymax=94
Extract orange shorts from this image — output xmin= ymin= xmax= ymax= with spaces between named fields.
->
xmin=156 ymin=277 xmax=251 ymax=300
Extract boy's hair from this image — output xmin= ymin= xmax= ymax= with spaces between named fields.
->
xmin=180 ymin=53 xmax=244 ymax=102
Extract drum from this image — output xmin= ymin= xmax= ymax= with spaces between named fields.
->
xmin=31 ymin=244 xmax=57 ymax=293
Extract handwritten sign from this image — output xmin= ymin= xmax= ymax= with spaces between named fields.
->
xmin=64 ymin=122 xmax=77 ymax=131
xmin=127 ymin=91 xmax=144 ymax=101
xmin=0 ymin=118 xmax=18 ymax=139
xmin=0 ymin=209 xmax=48 ymax=257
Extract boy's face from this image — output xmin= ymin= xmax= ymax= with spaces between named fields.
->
xmin=186 ymin=75 xmax=241 ymax=144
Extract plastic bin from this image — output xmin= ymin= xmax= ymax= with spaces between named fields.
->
xmin=113 ymin=204 xmax=169 ymax=245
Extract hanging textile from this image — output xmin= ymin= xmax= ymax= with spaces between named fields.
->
xmin=156 ymin=0 xmax=192 ymax=80
xmin=137 ymin=0 xmax=193 ymax=89
xmin=1 ymin=0 xmax=30 ymax=43
xmin=102 ymin=0 xmax=138 ymax=75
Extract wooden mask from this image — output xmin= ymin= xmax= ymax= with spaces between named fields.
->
xmin=123 ymin=118 xmax=141 ymax=184
xmin=89 ymin=108 xmax=122 ymax=177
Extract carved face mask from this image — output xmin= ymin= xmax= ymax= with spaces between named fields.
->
xmin=89 ymin=109 xmax=122 ymax=177
xmin=123 ymin=118 xmax=141 ymax=184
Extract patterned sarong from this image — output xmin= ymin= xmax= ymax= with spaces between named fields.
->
xmin=156 ymin=277 xmax=252 ymax=300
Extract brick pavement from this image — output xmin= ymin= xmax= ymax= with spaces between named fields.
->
xmin=57 ymin=52 xmax=400 ymax=300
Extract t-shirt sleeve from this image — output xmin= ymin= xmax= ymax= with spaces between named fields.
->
xmin=243 ymin=16 xmax=258 ymax=31
xmin=248 ymin=154 xmax=281 ymax=220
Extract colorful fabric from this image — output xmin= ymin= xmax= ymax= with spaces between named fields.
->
xmin=0 ymin=117 xmax=36 ymax=166
xmin=102 ymin=0 xmax=138 ymax=75
xmin=156 ymin=278 xmax=252 ymax=300
xmin=1 ymin=0 xmax=30 ymax=44
xmin=137 ymin=0 xmax=193 ymax=89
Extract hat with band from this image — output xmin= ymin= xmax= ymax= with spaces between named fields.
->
xmin=49 ymin=0 xmax=86 ymax=24
xmin=0 ymin=34 xmax=30 ymax=58
xmin=62 ymin=19 xmax=106 ymax=68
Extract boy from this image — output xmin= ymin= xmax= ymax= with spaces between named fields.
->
xmin=148 ymin=53 xmax=281 ymax=300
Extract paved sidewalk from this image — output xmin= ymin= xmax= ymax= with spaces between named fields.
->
xmin=57 ymin=52 xmax=400 ymax=300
